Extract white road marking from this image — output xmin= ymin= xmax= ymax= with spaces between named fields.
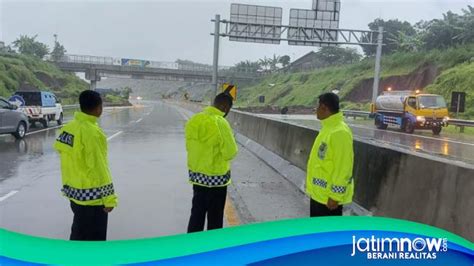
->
xmin=107 ymin=131 xmax=123 ymax=141
xmin=26 ymin=125 xmax=63 ymax=136
xmin=0 ymin=190 xmax=18 ymax=202
xmin=5 ymin=131 xmax=123 ymax=202
xmin=136 ymin=118 xmax=143 ymax=123
xmin=26 ymin=107 xmax=132 ymax=136
xmin=4 ymin=113 xmax=130 ymax=202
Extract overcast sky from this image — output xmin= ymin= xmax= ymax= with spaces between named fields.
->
xmin=1 ymin=0 xmax=472 ymax=66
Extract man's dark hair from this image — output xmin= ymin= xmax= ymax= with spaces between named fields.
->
xmin=318 ymin=92 xmax=340 ymax=113
xmin=214 ymin=92 xmax=233 ymax=108
xmin=79 ymin=90 xmax=103 ymax=113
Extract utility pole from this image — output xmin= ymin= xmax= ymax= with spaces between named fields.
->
xmin=211 ymin=14 xmax=221 ymax=104
xmin=372 ymin=26 xmax=384 ymax=104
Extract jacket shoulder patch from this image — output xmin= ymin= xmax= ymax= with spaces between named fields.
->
xmin=57 ymin=131 xmax=75 ymax=147
xmin=318 ymin=142 xmax=327 ymax=160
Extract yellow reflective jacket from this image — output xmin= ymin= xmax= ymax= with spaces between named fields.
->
xmin=306 ymin=112 xmax=354 ymax=205
xmin=185 ymin=106 xmax=238 ymax=187
xmin=53 ymin=112 xmax=118 ymax=207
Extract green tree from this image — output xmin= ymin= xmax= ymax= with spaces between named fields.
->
xmin=315 ymin=47 xmax=362 ymax=67
xmin=12 ymin=35 xmax=49 ymax=58
xmin=258 ymin=57 xmax=271 ymax=72
xmin=279 ymin=55 xmax=291 ymax=68
xmin=119 ymin=87 xmax=133 ymax=99
xmin=362 ymin=19 xmax=416 ymax=56
xmin=269 ymin=54 xmax=281 ymax=72
xmin=388 ymin=31 xmax=423 ymax=52
xmin=232 ymin=60 xmax=261 ymax=73
xmin=418 ymin=6 xmax=473 ymax=50
xmin=51 ymin=41 xmax=67 ymax=61
xmin=457 ymin=6 xmax=474 ymax=43
xmin=419 ymin=12 xmax=463 ymax=50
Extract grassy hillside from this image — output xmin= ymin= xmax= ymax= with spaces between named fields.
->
xmin=236 ymin=45 xmax=474 ymax=118
xmin=0 ymin=53 xmax=88 ymax=104
xmin=426 ymin=61 xmax=474 ymax=118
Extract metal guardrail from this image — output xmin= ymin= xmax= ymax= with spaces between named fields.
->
xmin=342 ymin=110 xmax=371 ymax=118
xmin=62 ymin=105 xmax=79 ymax=110
xmin=342 ymin=109 xmax=474 ymax=128
xmin=449 ymin=119 xmax=474 ymax=128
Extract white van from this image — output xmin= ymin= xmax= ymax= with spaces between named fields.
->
xmin=10 ymin=91 xmax=64 ymax=128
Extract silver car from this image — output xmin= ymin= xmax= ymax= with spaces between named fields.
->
xmin=0 ymin=97 xmax=29 ymax=139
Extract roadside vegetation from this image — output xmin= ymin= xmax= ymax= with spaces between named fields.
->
xmin=0 ymin=52 xmax=88 ymax=104
xmin=0 ymin=35 xmax=130 ymax=105
xmin=233 ymin=6 xmax=474 ymax=119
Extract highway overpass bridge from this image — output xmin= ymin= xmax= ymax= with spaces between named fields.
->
xmin=52 ymin=54 xmax=261 ymax=89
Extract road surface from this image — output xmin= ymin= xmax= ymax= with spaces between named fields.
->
xmin=0 ymin=101 xmax=307 ymax=240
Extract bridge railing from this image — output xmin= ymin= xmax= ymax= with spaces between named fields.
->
xmin=58 ymin=54 xmax=114 ymax=65
xmin=54 ymin=54 xmax=236 ymax=72
xmin=51 ymin=54 xmax=263 ymax=78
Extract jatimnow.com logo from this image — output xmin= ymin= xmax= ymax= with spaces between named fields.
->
xmin=351 ymin=235 xmax=448 ymax=260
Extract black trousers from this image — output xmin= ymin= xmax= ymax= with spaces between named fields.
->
xmin=70 ymin=201 xmax=108 ymax=241
xmin=310 ymin=199 xmax=343 ymax=217
xmin=187 ymin=185 xmax=227 ymax=233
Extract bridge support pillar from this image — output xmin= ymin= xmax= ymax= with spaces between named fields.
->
xmin=85 ymin=68 xmax=100 ymax=91
xmin=90 ymin=80 xmax=97 ymax=91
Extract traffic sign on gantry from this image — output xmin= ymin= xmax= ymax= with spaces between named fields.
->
xmin=229 ymin=4 xmax=283 ymax=44
xmin=312 ymin=0 xmax=341 ymax=12
xmin=288 ymin=0 xmax=341 ymax=46
xmin=213 ymin=0 xmax=383 ymax=103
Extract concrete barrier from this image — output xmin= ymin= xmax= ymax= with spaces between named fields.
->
xmin=227 ymin=110 xmax=474 ymax=241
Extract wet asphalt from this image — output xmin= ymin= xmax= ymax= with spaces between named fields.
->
xmin=0 ymin=101 xmax=308 ymax=240
xmin=257 ymin=114 xmax=474 ymax=166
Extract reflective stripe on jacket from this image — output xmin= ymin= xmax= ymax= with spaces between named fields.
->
xmin=306 ymin=112 xmax=354 ymax=205
xmin=54 ymin=112 xmax=118 ymax=207
xmin=185 ymin=106 xmax=238 ymax=187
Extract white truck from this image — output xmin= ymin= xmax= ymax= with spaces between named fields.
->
xmin=9 ymin=91 xmax=64 ymax=128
